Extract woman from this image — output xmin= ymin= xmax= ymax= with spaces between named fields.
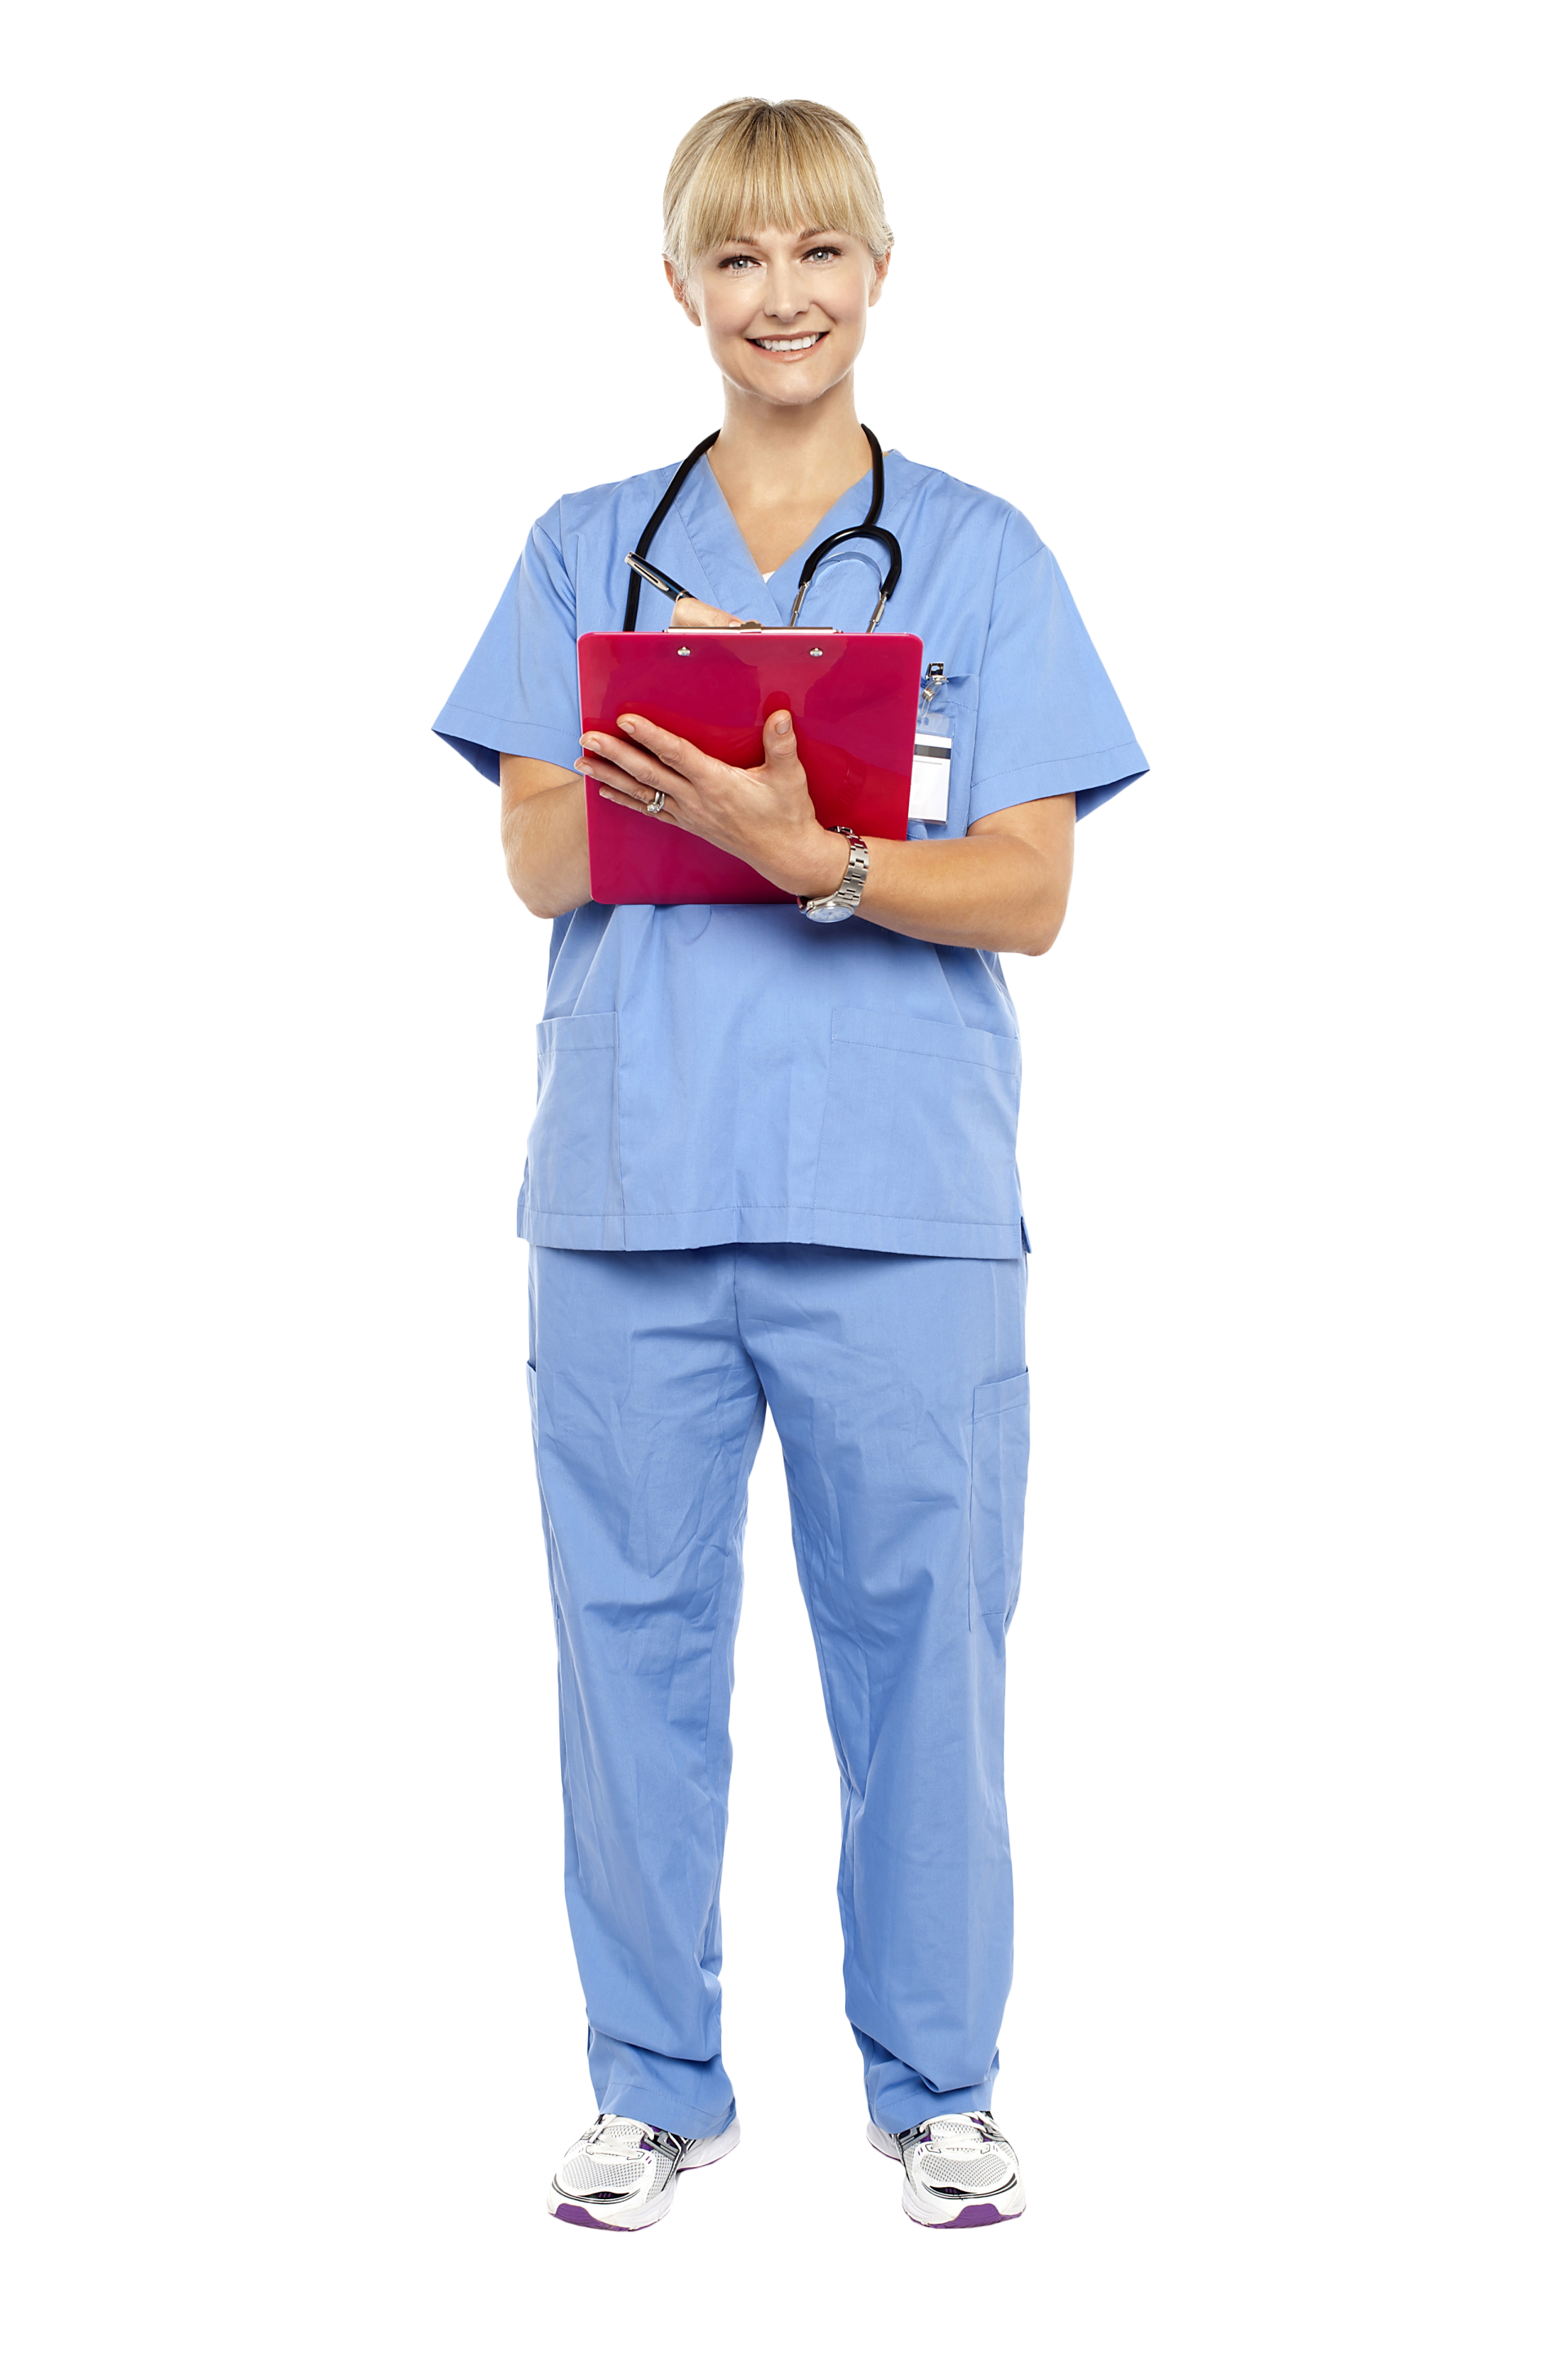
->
xmin=434 ymin=96 xmax=1145 ymax=2232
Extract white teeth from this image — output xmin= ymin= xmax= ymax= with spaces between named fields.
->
xmin=755 ymin=333 xmax=823 ymax=352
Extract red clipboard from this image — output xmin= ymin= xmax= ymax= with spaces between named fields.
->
xmin=578 ymin=629 xmax=923 ymax=905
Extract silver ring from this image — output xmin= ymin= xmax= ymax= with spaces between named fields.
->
xmin=645 ymin=790 xmax=666 ymax=817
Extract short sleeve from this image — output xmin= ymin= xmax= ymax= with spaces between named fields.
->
xmin=969 ymin=519 xmax=1147 ymax=823
xmin=432 ymin=511 xmax=581 ymax=782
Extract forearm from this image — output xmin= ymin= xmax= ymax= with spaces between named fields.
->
xmin=853 ymin=828 xmax=1071 ymax=956
xmin=499 ymin=759 xmax=591 ymax=916
xmin=577 ymin=712 xmax=1076 ymax=955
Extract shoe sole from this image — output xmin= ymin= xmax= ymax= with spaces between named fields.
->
xmin=862 ymin=2130 xmax=1031 ymax=2233
xmin=551 ymin=2202 xmax=644 ymax=2231
xmin=904 ymin=2193 xmax=1025 ymax=2229
xmin=549 ymin=2116 xmax=741 ymax=2232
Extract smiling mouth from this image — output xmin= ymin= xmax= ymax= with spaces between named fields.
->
xmin=748 ymin=332 xmax=826 ymax=354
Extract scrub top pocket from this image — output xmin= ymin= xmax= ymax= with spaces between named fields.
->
xmin=527 ymin=1011 xmax=621 ymax=1223
xmin=813 ymin=1009 xmax=1023 ymax=1245
xmin=969 ymin=1370 xmax=1031 ymax=1632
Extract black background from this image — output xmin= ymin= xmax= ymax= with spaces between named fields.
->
xmin=345 ymin=55 xmax=1262 ymax=2290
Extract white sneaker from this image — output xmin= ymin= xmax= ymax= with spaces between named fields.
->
xmin=548 ymin=2112 xmax=741 ymax=2231
xmin=867 ymin=2110 xmax=1027 ymax=2228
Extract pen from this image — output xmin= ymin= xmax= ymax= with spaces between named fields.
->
xmin=624 ymin=551 xmax=695 ymax=605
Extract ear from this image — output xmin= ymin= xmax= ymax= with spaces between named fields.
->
xmin=663 ymin=256 xmax=702 ymax=326
xmin=867 ymin=240 xmax=893 ymax=309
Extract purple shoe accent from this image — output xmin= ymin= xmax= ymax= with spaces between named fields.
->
xmin=553 ymin=2202 xmax=630 ymax=2232
xmin=919 ymin=2202 xmax=1018 ymax=2229
xmin=548 ymin=2195 xmax=673 ymax=2233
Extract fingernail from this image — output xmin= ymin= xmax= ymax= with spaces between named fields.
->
xmin=620 ymin=718 xmax=639 ymax=736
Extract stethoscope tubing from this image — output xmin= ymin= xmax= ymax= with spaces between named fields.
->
xmin=621 ymin=425 xmax=902 ymax=633
xmin=621 ymin=430 xmax=721 ymax=630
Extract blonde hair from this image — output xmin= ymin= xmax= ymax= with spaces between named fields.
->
xmin=662 ymin=98 xmax=893 ymax=285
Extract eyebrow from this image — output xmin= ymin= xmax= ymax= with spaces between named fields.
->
xmin=720 ymin=227 xmax=839 ymax=251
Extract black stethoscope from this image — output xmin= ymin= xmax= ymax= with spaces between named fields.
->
xmin=621 ymin=424 xmax=903 ymax=633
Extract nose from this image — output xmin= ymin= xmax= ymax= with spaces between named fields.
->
xmin=763 ymin=263 xmax=811 ymax=323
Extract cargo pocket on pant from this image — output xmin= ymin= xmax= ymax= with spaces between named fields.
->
xmin=526 ymin=1356 xmax=538 ymax=1436
xmin=524 ymin=1358 xmax=547 ymax=1491
xmin=970 ymin=1371 xmax=1030 ymax=1632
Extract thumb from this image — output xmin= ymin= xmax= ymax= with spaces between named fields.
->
xmin=764 ymin=708 xmax=797 ymax=766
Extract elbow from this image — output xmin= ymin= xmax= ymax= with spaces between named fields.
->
xmin=503 ymin=843 xmax=570 ymax=918
xmin=1012 ymin=896 xmax=1069 ymax=958
xmin=515 ymin=875 xmax=574 ymax=920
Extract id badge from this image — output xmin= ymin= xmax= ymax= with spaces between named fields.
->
xmin=909 ymin=730 xmax=951 ymax=822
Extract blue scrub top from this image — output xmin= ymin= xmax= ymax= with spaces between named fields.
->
xmin=434 ymin=449 xmax=1147 ymax=1258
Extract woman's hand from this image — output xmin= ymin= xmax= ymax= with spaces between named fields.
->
xmin=669 ymin=595 xmax=748 ymax=630
xmin=577 ymin=710 xmax=849 ymax=902
xmin=576 ymin=715 xmax=1078 ymax=955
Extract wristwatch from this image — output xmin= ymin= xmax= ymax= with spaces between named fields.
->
xmin=799 ymin=826 xmax=870 ymax=924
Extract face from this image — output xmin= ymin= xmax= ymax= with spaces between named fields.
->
xmin=666 ymin=225 xmax=889 ymax=407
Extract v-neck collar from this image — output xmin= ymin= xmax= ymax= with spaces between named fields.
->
xmin=670 ymin=455 xmax=884 ymax=626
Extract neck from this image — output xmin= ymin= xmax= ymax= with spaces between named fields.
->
xmin=708 ymin=376 xmax=871 ymax=513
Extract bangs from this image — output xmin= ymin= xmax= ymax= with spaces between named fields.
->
xmin=664 ymin=99 xmax=892 ymax=281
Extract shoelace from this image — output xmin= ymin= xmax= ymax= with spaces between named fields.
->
xmin=581 ymin=2114 xmax=650 ymax=2151
xmin=912 ymin=2112 xmax=999 ymax=2154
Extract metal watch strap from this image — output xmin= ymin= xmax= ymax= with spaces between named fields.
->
xmin=799 ymin=826 xmax=870 ymax=923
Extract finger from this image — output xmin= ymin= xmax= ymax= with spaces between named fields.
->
xmin=579 ymin=752 xmax=684 ymax=819
xmin=759 ymin=706 xmax=806 ymax=784
xmin=597 ymin=786 xmax=679 ymax=824
xmin=607 ymin=714 xmax=715 ymax=782
xmin=763 ymin=701 xmax=800 ymax=768
xmin=577 ymin=741 xmax=684 ymax=798
xmin=670 ymin=596 xmax=745 ymax=629
xmin=580 ymin=728 xmax=681 ymax=784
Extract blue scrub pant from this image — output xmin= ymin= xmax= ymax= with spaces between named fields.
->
xmin=527 ymin=1242 xmax=1030 ymax=2138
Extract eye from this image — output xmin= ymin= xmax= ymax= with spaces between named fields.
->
xmin=719 ymin=252 xmax=760 ymax=271
xmin=804 ymin=245 xmax=842 ymax=262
